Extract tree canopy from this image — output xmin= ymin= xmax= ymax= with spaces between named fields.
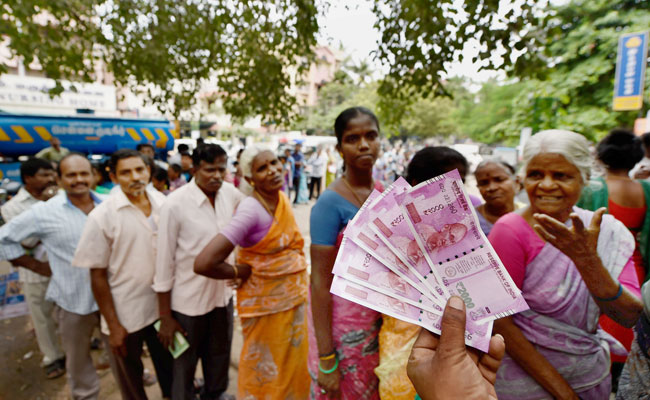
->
xmin=1 ymin=0 xmax=318 ymax=121
xmin=371 ymin=0 xmax=650 ymax=141
xmin=2 ymin=0 xmax=649 ymax=139
xmin=496 ymin=0 xmax=650 ymax=140
xmin=371 ymin=0 xmax=549 ymax=101
xmin=292 ymin=65 xmax=461 ymax=139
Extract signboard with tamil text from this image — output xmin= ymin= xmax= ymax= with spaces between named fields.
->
xmin=613 ymin=32 xmax=649 ymax=111
xmin=0 ymin=75 xmax=117 ymax=113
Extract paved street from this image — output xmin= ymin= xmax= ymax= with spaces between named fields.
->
xmin=0 ymin=199 xmax=315 ymax=399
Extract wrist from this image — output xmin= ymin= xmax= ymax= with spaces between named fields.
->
xmin=319 ymin=349 xmax=336 ymax=359
xmin=108 ymin=321 xmax=123 ymax=333
xmin=592 ymin=281 xmax=623 ymax=302
xmin=573 ymin=252 xmax=600 ymax=269
xmin=319 ymin=356 xmax=337 ymax=368
xmin=159 ymin=311 xmax=173 ymax=319
xmin=319 ymin=354 xmax=339 ymax=374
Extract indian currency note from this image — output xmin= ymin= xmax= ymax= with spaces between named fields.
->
xmin=330 ymin=275 xmax=493 ymax=352
xmin=343 ymin=185 xmax=440 ymax=303
xmin=367 ymin=177 xmax=446 ymax=304
xmin=400 ymin=169 xmax=529 ymax=324
xmin=332 ymin=237 xmax=443 ymax=315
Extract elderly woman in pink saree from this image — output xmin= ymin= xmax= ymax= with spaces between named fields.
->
xmin=489 ymin=130 xmax=643 ymax=399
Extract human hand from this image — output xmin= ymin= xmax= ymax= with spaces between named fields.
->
xmin=157 ymin=315 xmax=186 ymax=350
xmin=407 ymin=296 xmax=506 ymax=400
xmin=316 ymin=357 xmax=341 ymax=399
xmin=15 ymin=255 xmax=52 ymax=277
xmin=41 ymin=185 xmax=59 ymax=200
xmin=34 ymin=261 xmax=52 ymax=277
xmin=109 ymin=323 xmax=129 ymax=357
xmin=532 ymin=207 xmax=605 ymax=263
xmin=227 ymin=264 xmax=252 ymax=289
xmin=225 ymin=279 xmax=241 ymax=289
xmin=634 ymin=167 xmax=650 ymax=180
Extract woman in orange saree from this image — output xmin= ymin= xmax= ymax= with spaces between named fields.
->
xmin=195 ymin=144 xmax=309 ymax=399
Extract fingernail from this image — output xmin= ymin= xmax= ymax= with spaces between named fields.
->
xmin=494 ymin=333 xmax=504 ymax=342
xmin=449 ymin=296 xmax=464 ymax=310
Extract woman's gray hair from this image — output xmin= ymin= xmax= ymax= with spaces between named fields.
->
xmin=239 ymin=144 xmax=274 ymax=178
xmin=521 ymin=129 xmax=592 ymax=183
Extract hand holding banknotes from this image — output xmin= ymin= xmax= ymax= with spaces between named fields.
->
xmin=407 ymin=296 xmax=506 ymax=400
xmin=158 ymin=314 xmax=187 ymax=350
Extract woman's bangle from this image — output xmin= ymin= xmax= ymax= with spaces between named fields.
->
xmin=594 ymin=282 xmax=623 ymax=302
xmin=318 ymin=356 xmax=339 ymax=374
xmin=232 ymin=264 xmax=239 ymax=279
xmin=319 ymin=350 xmax=336 ymax=361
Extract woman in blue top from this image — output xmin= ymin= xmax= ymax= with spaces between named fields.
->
xmin=308 ymin=107 xmax=383 ymax=399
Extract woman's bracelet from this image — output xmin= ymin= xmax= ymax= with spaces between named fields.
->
xmin=232 ymin=264 xmax=239 ymax=279
xmin=594 ymin=282 xmax=623 ymax=302
xmin=318 ymin=356 xmax=339 ymax=374
xmin=319 ymin=350 xmax=336 ymax=361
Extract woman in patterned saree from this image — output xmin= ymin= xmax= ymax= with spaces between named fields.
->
xmin=309 ymin=107 xmax=383 ymax=399
xmin=195 ymin=144 xmax=309 ymax=399
xmin=489 ymin=130 xmax=644 ymax=399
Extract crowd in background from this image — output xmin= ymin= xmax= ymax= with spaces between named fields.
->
xmin=1 ymin=107 xmax=650 ymax=400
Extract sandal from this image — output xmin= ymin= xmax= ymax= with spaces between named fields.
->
xmin=45 ymin=358 xmax=66 ymax=379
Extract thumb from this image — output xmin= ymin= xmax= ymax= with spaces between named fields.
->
xmin=437 ymin=296 xmax=467 ymax=359
xmin=591 ymin=207 xmax=606 ymax=231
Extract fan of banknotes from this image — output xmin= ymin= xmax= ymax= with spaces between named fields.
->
xmin=330 ymin=170 xmax=530 ymax=352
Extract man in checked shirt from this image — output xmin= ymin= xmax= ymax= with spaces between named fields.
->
xmin=0 ymin=153 xmax=102 ymax=399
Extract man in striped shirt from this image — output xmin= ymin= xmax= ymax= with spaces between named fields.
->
xmin=1 ymin=157 xmax=65 ymax=379
xmin=0 ymin=153 xmax=102 ymax=400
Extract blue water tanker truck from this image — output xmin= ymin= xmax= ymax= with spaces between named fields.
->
xmin=0 ymin=113 xmax=177 ymax=183
xmin=0 ymin=113 xmax=176 ymax=156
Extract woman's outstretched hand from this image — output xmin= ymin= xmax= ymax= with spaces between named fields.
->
xmin=532 ymin=207 xmax=606 ymax=262
xmin=407 ymin=296 xmax=506 ymax=400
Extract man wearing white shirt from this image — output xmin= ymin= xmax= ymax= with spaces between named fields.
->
xmin=0 ymin=153 xmax=102 ymax=399
xmin=154 ymin=144 xmax=244 ymax=400
xmin=308 ymin=146 xmax=328 ymax=200
xmin=73 ymin=149 xmax=172 ymax=400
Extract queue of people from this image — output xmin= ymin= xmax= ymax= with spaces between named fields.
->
xmin=1 ymin=106 xmax=650 ymax=400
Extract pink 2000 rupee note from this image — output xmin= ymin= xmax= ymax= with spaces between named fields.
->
xmin=400 ymin=169 xmax=529 ymax=324
xmin=330 ymin=275 xmax=493 ymax=352
xmin=332 ymin=238 xmax=442 ymax=315
xmin=343 ymin=186 xmax=440 ymax=304
xmin=368 ymin=177 xmax=446 ymax=303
